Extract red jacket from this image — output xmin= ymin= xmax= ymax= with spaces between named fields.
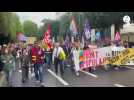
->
xmin=31 ymin=47 xmax=44 ymax=64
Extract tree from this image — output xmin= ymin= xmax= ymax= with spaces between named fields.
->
xmin=23 ymin=20 xmax=38 ymax=37
xmin=58 ymin=12 xmax=134 ymax=34
xmin=0 ymin=12 xmax=11 ymax=37
xmin=51 ymin=21 xmax=60 ymax=41
xmin=9 ymin=13 xmax=23 ymax=41
xmin=38 ymin=12 xmax=134 ymax=42
xmin=0 ymin=12 xmax=23 ymax=43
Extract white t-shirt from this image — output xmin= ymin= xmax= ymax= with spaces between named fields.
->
xmin=52 ymin=47 xmax=63 ymax=62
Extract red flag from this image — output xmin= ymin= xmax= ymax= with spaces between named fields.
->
xmin=43 ymin=24 xmax=53 ymax=50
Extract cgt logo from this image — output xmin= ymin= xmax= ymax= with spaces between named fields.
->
xmin=123 ymin=15 xmax=130 ymax=24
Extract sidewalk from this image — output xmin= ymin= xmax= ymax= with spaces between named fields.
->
xmin=0 ymin=72 xmax=6 ymax=87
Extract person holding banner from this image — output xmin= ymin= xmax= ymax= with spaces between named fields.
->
xmin=123 ymin=40 xmax=129 ymax=48
xmin=71 ymin=42 xmax=80 ymax=76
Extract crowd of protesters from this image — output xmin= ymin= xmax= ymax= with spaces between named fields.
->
xmin=0 ymin=41 xmax=45 ymax=87
xmin=0 ymin=40 xmax=71 ymax=87
xmin=0 ymin=37 xmax=131 ymax=87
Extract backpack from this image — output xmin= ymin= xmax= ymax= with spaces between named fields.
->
xmin=59 ymin=49 xmax=66 ymax=60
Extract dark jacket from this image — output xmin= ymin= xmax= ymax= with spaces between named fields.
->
xmin=22 ymin=48 xmax=30 ymax=67
xmin=1 ymin=54 xmax=14 ymax=72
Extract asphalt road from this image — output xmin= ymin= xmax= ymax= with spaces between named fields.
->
xmin=8 ymin=64 xmax=134 ymax=87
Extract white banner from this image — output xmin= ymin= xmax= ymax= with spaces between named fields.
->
xmin=80 ymin=46 xmax=134 ymax=70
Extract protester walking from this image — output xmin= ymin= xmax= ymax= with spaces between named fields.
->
xmin=45 ymin=48 xmax=52 ymax=69
xmin=9 ymin=43 xmax=16 ymax=71
xmin=52 ymin=42 xmax=66 ymax=76
xmin=21 ymin=46 xmax=30 ymax=83
xmin=1 ymin=46 xmax=14 ymax=87
xmin=71 ymin=43 xmax=80 ymax=76
xmin=16 ymin=45 xmax=22 ymax=71
xmin=31 ymin=41 xmax=45 ymax=86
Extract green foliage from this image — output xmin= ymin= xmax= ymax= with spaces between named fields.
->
xmin=0 ymin=12 xmax=23 ymax=42
xmin=9 ymin=13 xmax=23 ymax=41
xmin=23 ymin=20 xmax=38 ymax=37
xmin=56 ymin=12 xmax=134 ymax=36
xmin=0 ymin=12 xmax=10 ymax=36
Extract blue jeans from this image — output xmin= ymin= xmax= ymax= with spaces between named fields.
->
xmin=47 ymin=56 xmax=51 ymax=66
xmin=12 ymin=57 xmax=16 ymax=71
xmin=5 ymin=69 xmax=13 ymax=86
xmin=54 ymin=58 xmax=64 ymax=76
xmin=46 ymin=53 xmax=52 ymax=68
xmin=34 ymin=63 xmax=43 ymax=82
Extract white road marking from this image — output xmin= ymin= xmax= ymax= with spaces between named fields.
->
xmin=80 ymin=70 xmax=98 ymax=78
xmin=19 ymin=70 xmax=22 ymax=73
xmin=114 ymin=84 xmax=126 ymax=87
xmin=47 ymin=69 xmax=69 ymax=86
xmin=124 ymin=66 xmax=134 ymax=70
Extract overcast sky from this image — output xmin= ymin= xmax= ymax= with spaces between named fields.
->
xmin=15 ymin=12 xmax=65 ymax=27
